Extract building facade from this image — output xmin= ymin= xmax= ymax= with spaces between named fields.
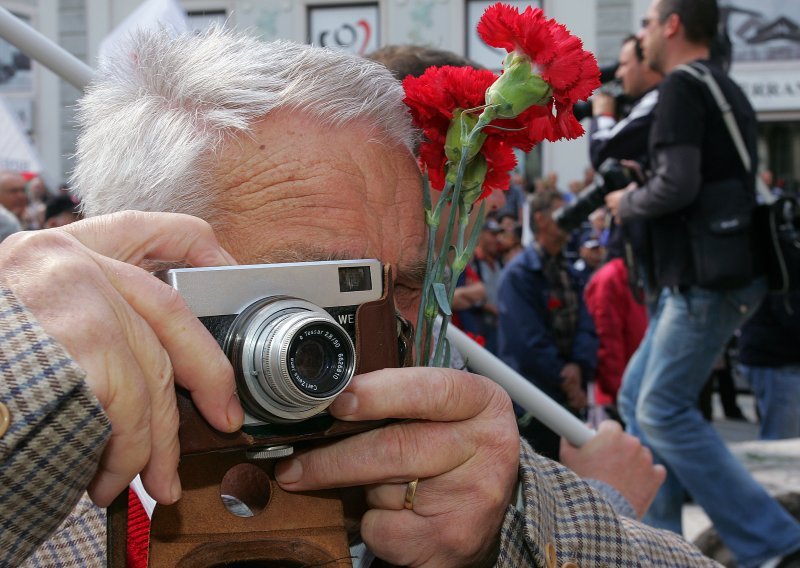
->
xmin=0 ymin=0 xmax=797 ymax=193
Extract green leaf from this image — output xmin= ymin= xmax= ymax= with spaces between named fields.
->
xmin=432 ymin=282 xmax=452 ymax=316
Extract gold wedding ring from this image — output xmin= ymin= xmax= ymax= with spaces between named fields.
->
xmin=403 ymin=478 xmax=419 ymax=510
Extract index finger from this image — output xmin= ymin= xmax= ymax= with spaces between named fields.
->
xmin=101 ymin=258 xmax=242 ymax=433
xmin=60 ymin=211 xmax=237 ymax=267
xmin=328 ymin=367 xmax=509 ymax=422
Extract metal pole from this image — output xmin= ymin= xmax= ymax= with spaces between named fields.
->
xmin=446 ymin=323 xmax=595 ymax=447
xmin=0 ymin=7 xmax=94 ymax=90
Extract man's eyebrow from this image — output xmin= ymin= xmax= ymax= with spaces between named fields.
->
xmin=252 ymin=247 xmax=360 ymax=264
xmin=401 ymin=256 xmax=427 ymax=288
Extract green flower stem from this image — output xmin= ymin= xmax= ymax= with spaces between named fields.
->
xmin=425 ymin=106 xmax=497 ymax=367
xmin=431 ymin=201 xmax=486 ymax=367
xmin=415 ymin=180 xmax=455 ymax=366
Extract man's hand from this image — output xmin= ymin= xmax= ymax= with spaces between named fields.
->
xmin=560 ymin=362 xmax=587 ymax=411
xmin=560 ymin=420 xmax=666 ymax=518
xmin=0 ymin=211 xmax=244 ymax=507
xmin=604 ymin=182 xmax=636 ymax=222
xmin=275 ymin=368 xmax=520 ymax=568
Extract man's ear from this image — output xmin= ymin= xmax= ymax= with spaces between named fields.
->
xmin=664 ymin=12 xmax=681 ymax=39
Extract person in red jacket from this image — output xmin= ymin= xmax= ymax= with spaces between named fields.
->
xmin=584 ymin=253 xmax=648 ymax=410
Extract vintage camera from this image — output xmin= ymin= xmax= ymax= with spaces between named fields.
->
xmin=553 ymin=157 xmax=637 ymax=233
xmin=108 ymin=260 xmax=411 ymax=568
xmin=162 ymin=259 xmax=383 ymax=426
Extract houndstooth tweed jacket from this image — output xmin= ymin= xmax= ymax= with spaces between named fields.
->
xmin=0 ymin=287 xmax=718 ymax=567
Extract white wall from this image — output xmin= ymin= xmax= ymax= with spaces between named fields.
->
xmin=540 ymin=0 xmax=597 ymax=186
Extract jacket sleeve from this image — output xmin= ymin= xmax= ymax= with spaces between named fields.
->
xmin=619 ymin=144 xmax=703 ymax=221
xmin=0 ymin=286 xmax=111 ymax=566
xmin=498 ymin=264 xmax=565 ymax=391
xmin=569 ymin=290 xmax=599 ymax=382
xmin=584 ymin=263 xmax=627 ymax=396
xmin=494 ymin=439 xmax=720 ymax=567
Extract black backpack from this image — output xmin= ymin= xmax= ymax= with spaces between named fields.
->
xmin=754 ymin=195 xmax=800 ymax=294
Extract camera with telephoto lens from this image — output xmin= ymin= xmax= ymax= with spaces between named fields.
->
xmin=162 ymin=259 xmax=384 ymax=427
xmin=553 ymin=157 xmax=637 ymax=233
xmin=573 ymin=63 xmax=631 ymax=122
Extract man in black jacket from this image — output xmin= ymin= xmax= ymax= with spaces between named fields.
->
xmin=589 ymin=35 xmax=662 ymax=170
xmin=604 ymin=1 xmax=800 ymax=566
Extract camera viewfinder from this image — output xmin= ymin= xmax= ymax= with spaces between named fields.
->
xmin=339 ymin=266 xmax=373 ymax=293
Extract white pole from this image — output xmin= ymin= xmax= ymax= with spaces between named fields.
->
xmin=446 ymin=323 xmax=595 ymax=447
xmin=0 ymin=7 xmax=94 ymax=90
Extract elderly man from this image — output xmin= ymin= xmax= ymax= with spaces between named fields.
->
xmin=1 ymin=28 xmax=717 ymax=567
xmin=498 ymin=189 xmax=597 ymax=461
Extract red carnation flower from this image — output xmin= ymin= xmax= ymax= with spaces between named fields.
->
xmin=466 ymin=332 xmax=487 ymax=347
xmin=403 ymin=65 xmax=541 ymax=198
xmin=477 ymin=4 xmax=600 ymax=141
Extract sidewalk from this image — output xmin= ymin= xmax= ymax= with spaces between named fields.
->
xmin=682 ymin=394 xmax=800 ymax=543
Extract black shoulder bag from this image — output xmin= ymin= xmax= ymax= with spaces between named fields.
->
xmin=676 ymin=63 xmax=756 ymax=289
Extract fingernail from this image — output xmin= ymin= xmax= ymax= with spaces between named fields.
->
xmin=227 ymin=394 xmax=244 ymax=431
xmin=275 ymin=459 xmax=303 ymax=484
xmin=170 ymin=475 xmax=182 ymax=503
xmin=329 ymin=392 xmax=358 ymax=417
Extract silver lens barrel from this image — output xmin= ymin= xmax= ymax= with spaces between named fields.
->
xmin=225 ymin=297 xmax=356 ymax=423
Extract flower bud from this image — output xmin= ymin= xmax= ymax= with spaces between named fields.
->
xmin=485 ymin=52 xmax=552 ymax=119
xmin=444 ymin=110 xmax=488 ymax=164
xmin=446 ymin=154 xmax=488 ymax=205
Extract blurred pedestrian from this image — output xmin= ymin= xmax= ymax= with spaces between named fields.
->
xmin=498 ymin=189 xmax=597 ymax=460
xmin=738 ymin=292 xmax=800 ymax=440
xmin=604 ymin=1 xmax=800 ymax=565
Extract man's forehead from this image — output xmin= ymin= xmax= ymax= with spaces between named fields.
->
xmin=209 ymin=110 xmax=426 ymax=289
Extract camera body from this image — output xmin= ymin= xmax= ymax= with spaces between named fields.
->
xmin=112 ymin=260 xmax=409 ymax=567
xmin=162 ymin=259 xmax=383 ymax=427
xmin=553 ymin=158 xmax=637 ymax=233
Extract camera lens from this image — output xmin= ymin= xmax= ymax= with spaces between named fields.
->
xmin=224 ymin=297 xmax=356 ymax=423
xmin=294 ymin=338 xmax=326 ymax=380
xmin=284 ymin=321 xmax=352 ymax=398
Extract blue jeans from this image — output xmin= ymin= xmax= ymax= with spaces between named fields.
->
xmin=740 ymin=364 xmax=800 ymax=440
xmin=618 ymin=278 xmax=800 ymax=567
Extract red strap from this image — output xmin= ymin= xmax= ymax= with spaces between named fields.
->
xmin=126 ymin=488 xmax=151 ymax=568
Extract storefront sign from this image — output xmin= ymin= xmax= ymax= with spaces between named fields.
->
xmin=731 ymin=66 xmax=800 ymax=112
xmin=308 ymin=4 xmax=378 ymax=56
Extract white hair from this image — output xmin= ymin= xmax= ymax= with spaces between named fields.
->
xmin=72 ymin=26 xmax=415 ymax=219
